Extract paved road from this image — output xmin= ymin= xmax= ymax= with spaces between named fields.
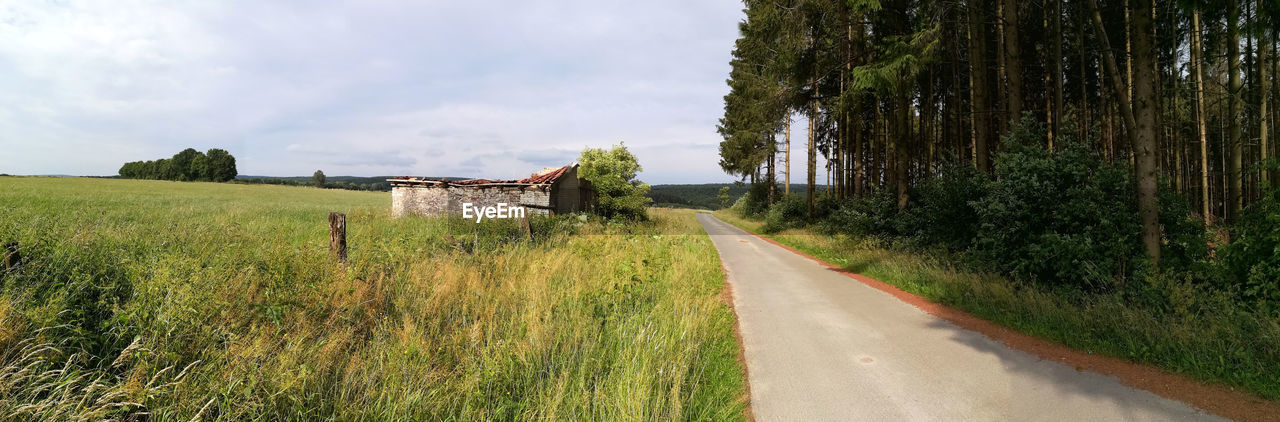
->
xmin=697 ymin=213 xmax=1224 ymax=421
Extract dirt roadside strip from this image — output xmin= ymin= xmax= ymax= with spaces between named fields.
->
xmin=698 ymin=212 xmax=1280 ymax=422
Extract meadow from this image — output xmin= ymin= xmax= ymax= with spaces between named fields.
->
xmin=0 ymin=177 xmax=746 ymax=420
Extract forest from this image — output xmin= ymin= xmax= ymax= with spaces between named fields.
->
xmin=118 ymin=148 xmax=238 ymax=182
xmin=719 ymin=0 xmax=1280 ymax=299
xmin=716 ymin=0 xmax=1280 ymax=399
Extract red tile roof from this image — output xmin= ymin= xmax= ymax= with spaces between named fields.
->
xmin=389 ymin=164 xmax=573 ymax=187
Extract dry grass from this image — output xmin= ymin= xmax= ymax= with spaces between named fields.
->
xmin=0 ymin=177 xmax=745 ymax=420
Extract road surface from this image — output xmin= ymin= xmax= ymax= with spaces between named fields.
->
xmin=697 ymin=213 xmax=1224 ymax=421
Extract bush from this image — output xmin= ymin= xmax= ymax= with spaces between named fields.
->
xmin=761 ymin=195 xmax=807 ymax=233
xmin=969 ymin=118 xmax=1143 ymax=291
xmin=737 ymin=182 xmax=773 ymax=218
xmin=1156 ymin=180 xmax=1211 ymax=275
xmin=1218 ymin=186 xmax=1280 ymax=315
xmin=578 ymin=143 xmax=652 ymax=220
xmin=817 ymin=190 xmax=900 ymax=238
xmin=898 ymin=165 xmax=990 ymax=250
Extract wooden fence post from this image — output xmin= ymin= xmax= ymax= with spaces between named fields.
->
xmin=522 ymin=215 xmax=534 ymax=242
xmin=329 ymin=212 xmax=347 ymax=264
xmin=2 ymin=242 xmax=19 ymax=272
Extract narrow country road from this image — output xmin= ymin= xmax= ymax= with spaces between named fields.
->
xmin=697 ymin=213 xmax=1224 ymax=421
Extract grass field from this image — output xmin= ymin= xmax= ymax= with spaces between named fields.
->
xmin=0 ymin=177 xmax=746 ymax=420
xmin=713 ymin=210 xmax=1280 ymax=402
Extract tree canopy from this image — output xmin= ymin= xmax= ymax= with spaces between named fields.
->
xmin=578 ymin=143 xmax=652 ymax=220
xmin=119 ymin=148 xmax=237 ymax=182
xmin=719 ymin=0 xmax=1280 ymax=267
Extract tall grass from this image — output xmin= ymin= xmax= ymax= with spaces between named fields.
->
xmin=714 ymin=209 xmax=1280 ymax=401
xmin=0 ymin=177 xmax=745 ymax=420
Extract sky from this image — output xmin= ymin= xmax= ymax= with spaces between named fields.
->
xmin=0 ymin=0 xmax=828 ymax=184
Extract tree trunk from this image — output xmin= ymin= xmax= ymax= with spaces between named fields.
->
xmin=1259 ymin=0 xmax=1270 ymax=189
xmin=968 ymin=0 xmax=992 ymax=173
xmin=808 ymin=78 xmax=817 ymax=217
xmin=1227 ymin=0 xmax=1243 ymax=220
xmin=785 ymin=109 xmax=791 ymax=197
xmin=1052 ymin=0 xmax=1064 ymax=149
xmin=996 ymin=0 xmax=1008 ymax=135
xmin=1125 ymin=0 xmax=1134 ymax=107
xmin=768 ymin=133 xmax=776 ymax=204
xmin=1194 ymin=10 xmax=1212 ymax=224
xmin=1273 ymin=28 xmax=1279 ymax=185
xmin=839 ymin=5 xmax=850 ymax=201
xmin=852 ymin=15 xmax=866 ymax=197
xmin=1001 ymin=0 xmax=1022 ymax=124
xmin=1086 ymin=1 xmax=1139 ymax=173
xmin=1079 ymin=4 xmax=1090 ymax=142
xmin=1130 ymin=0 xmax=1162 ymax=265
xmin=895 ymin=84 xmax=910 ymax=208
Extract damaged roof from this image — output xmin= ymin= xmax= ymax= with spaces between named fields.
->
xmin=389 ymin=164 xmax=574 ymax=187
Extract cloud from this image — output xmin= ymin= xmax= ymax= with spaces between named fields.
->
xmin=514 ymin=147 xmax=580 ymax=167
xmin=0 ymin=0 xmax=747 ymax=183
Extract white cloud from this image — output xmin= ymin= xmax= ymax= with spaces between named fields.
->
xmin=0 ymin=0 xmax=747 ymax=183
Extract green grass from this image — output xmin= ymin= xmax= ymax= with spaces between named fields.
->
xmin=0 ymin=177 xmax=746 ymax=420
xmin=714 ymin=209 xmax=1280 ymax=402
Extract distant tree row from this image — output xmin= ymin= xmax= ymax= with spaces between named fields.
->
xmin=118 ymin=148 xmax=237 ymax=182
xmin=232 ymin=176 xmax=392 ymax=191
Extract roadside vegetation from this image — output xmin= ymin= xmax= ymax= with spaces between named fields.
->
xmin=0 ymin=177 xmax=745 ymax=420
xmin=578 ymin=144 xmax=653 ymax=221
xmin=717 ymin=120 xmax=1280 ymax=401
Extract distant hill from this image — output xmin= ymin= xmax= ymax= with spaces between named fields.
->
xmin=231 ymin=176 xmax=827 ymax=206
xmin=235 ymin=175 xmax=481 ymax=191
xmin=647 ymin=184 xmax=746 ymax=210
xmin=647 ymin=183 xmax=830 ymax=210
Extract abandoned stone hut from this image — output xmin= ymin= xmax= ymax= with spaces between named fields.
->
xmin=389 ymin=164 xmax=595 ymax=217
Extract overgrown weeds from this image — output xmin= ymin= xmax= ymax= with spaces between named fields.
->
xmin=0 ymin=177 xmax=745 ymax=420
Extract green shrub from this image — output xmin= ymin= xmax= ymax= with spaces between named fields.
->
xmin=898 ymin=165 xmax=991 ymax=251
xmin=970 ymin=118 xmax=1142 ymax=291
xmin=762 ymin=195 xmax=807 ymax=233
xmin=737 ymin=182 xmax=773 ymax=218
xmin=1219 ymin=186 xmax=1280 ymax=315
xmin=817 ymin=190 xmax=900 ymax=238
xmin=578 ymin=143 xmax=652 ymax=220
xmin=1156 ymin=180 xmax=1211 ymax=275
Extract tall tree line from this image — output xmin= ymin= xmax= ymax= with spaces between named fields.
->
xmin=119 ymin=148 xmax=238 ymax=182
xmin=718 ymin=0 xmax=1280 ymax=265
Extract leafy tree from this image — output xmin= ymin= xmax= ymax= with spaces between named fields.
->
xmin=718 ymin=186 xmax=731 ymax=209
xmin=204 ymin=149 xmax=237 ymax=182
xmin=118 ymin=149 xmax=237 ymax=182
xmin=170 ymin=148 xmax=201 ymax=181
xmin=190 ymin=154 xmax=211 ymax=181
xmin=313 ymin=170 xmax=327 ymax=187
xmin=578 ymin=143 xmax=652 ymax=220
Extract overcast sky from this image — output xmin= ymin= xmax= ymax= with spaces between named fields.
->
xmin=0 ymin=1 xmax=830 ymax=184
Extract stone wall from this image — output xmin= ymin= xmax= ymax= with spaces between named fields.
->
xmin=445 ymin=185 xmax=552 ymax=216
xmin=391 ymin=185 xmax=447 ymax=217
xmin=391 ymin=184 xmax=553 ymax=217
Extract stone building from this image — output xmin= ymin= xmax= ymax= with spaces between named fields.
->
xmin=389 ymin=164 xmax=594 ymax=217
